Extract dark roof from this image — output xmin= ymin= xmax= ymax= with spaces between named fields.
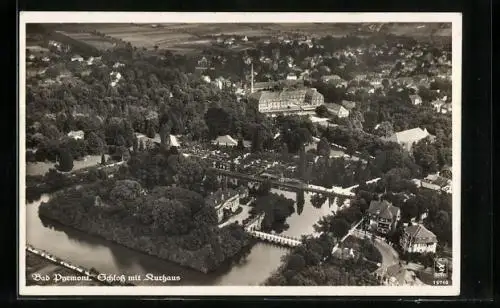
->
xmin=367 ymin=200 xmax=400 ymax=220
xmin=249 ymin=88 xmax=323 ymax=105
xmin=423 ymin=174 xmax=450 ymax=187
xmin=341 ymin=100 xmax=356 ymax=109
xmin=205 ymin=188 xmax=239 ymax=209
xmin=253 ymin=79 xmax=304 ymax=90
xmin=404 ymin=224 xmax=437 ymax=244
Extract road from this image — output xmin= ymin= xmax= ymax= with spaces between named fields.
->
xmin=352 ymin=229 xmax=399 ymax=270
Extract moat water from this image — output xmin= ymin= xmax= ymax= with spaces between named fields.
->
xmin=25 ymin=189 xmax=337 ymax=286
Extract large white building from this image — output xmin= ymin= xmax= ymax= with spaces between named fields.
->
xmin=382 ymin=127 xmax=434 ymax=152
xmin=249 ymin=88 xmax=324 ymax=114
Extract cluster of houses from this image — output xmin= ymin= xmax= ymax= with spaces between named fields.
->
xmin=364 ymin=198 xmax=446 ymax=286
xmin=365 ymin=199 xmax=438 ymax=254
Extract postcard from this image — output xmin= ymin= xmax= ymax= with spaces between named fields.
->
xmin=18 ymin=12 xmax=461 ymax=296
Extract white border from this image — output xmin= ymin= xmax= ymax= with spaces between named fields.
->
xmin=18 ymin=12 xmax=462 ymax=297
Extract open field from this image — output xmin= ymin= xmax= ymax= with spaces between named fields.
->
xmin=54 ymin=31 xmax=117 ymax=51
xmin=26 ymin=154 xmax=110 ymax=176
xmin=46 ymin=23 xmax=451 ymax=54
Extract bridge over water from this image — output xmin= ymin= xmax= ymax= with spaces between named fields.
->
xmin=210 ymin=168 xmax=354 ymax=198
xmin=242 ymin=213 xmax=302 ymax=248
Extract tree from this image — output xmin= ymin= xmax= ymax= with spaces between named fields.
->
xmin=251 ymin=125 xmax=265 ymax=152
xmin=287 ymin=253 xmax=306 ymax=272
xmin=382 ymin=78 xmax=390 ymax=89
xmin=298 ymin=145 xmax=307 ymax=180
xmin=413 ymin=138 xmax=439 ymax=175
xmin=86 ymin=132 xmax=105 ymax=155
xmin=315 ymin=105 xmax=329 ymax=118
xmin=132 ymin=136 xmax=139 ymax=152
xmin=374 ymin=121 xmax=394 ymax=138
xmin=56 ymin=148 xmax=74 ymax=172
xmin=237 ymin=135 xmax=245 ymax=151
xmin=146 ymin=125 xmax=156 ymax=139
xmin=160 ymin=123 xmax=170 ymax=148
xmin=330 ymin=217 xmax=351 ymax=239
xmin=258 ymin=179 xmax=272 ymax=196
xmin=346 ymin=110 xmax=364 ymax=131
xmin=317 ymin=137 xmax=331 ymax=157
xmin=203 ymin=170 xmax=220 ymax=193
xmin=297 ymin=191 xmax=305 ymax=207
xmin=116 ymin=135 xmax=126 ymax=147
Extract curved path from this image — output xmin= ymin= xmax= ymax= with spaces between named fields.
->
xmin=352 ymin=229 xmax=399 ymax=270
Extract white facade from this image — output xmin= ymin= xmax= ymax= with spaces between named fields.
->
xmin=337 ymin=107 xmax=349 ymax=118
xmin=403 ymin=242 xmax=437 ymax=254
xmin=67 ymin=130 xmax=85 ymax=140
xmin=215 ymin=194 xmax=240 ymax=222
xmin=400 ymin=224 xmax=438 ymax=254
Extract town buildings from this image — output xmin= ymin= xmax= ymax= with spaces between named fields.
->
xmin=400 ymin=224 xmax=438 ymax=254
xmin=382 ymin=127 xmax=434 ymax=152
xmin=366 ymin=200 xmax=401 ymax=234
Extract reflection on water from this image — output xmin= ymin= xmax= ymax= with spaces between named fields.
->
xmin=26 ymin=188 xmax=334 ymax=285
xmin=270 ymin=189 xmax=337 ymax=238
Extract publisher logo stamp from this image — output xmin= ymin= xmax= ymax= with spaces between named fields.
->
xmin=432 ymin=257 xmax=450 ymax=285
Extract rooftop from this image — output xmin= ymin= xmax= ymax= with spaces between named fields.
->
xmin=324 ymin=103 xmax=345 ymax=113
xmin=404 ymin=224 xmax=437 ymax=244
xmin=212 ymin=135 xmax=238 ymax=146
xmin=205 ymin=188 xmax=239 ymax=209
xmin=390 ymin=127 xmax=432 ymax=144
xmin=367 ymin=200 xmax=400 ymax=220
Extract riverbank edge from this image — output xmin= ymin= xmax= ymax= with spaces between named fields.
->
xmin=25 ymin=245 xmax=133 ymax=286
xmin=37 ymin=210 xmax=252 ymax=275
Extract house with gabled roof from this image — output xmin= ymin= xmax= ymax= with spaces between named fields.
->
xmin=400 ymin=224 xmax=438 ymax=254
xmin=366 ymin=200 xmax=401 ymax=234
xmin=377 ymin=262 xmax=424 ymax=286
xmin=409 ymin=94 xmax=422 ymax=105
xmin=212 ymin=135 xmax=238 ymax=147
xmin=325 ymin=103 xmax=349 ymax=118
xmin=341 ymin=100 xmax=356 ymax=110
xmin=382 ymin=127 xmax=434 ymax=152
xmin=421 ymin=173 xmax=451 ymax=192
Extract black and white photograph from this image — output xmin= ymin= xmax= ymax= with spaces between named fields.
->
xmin=18 ymin=12 xmax=461 ymax=296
